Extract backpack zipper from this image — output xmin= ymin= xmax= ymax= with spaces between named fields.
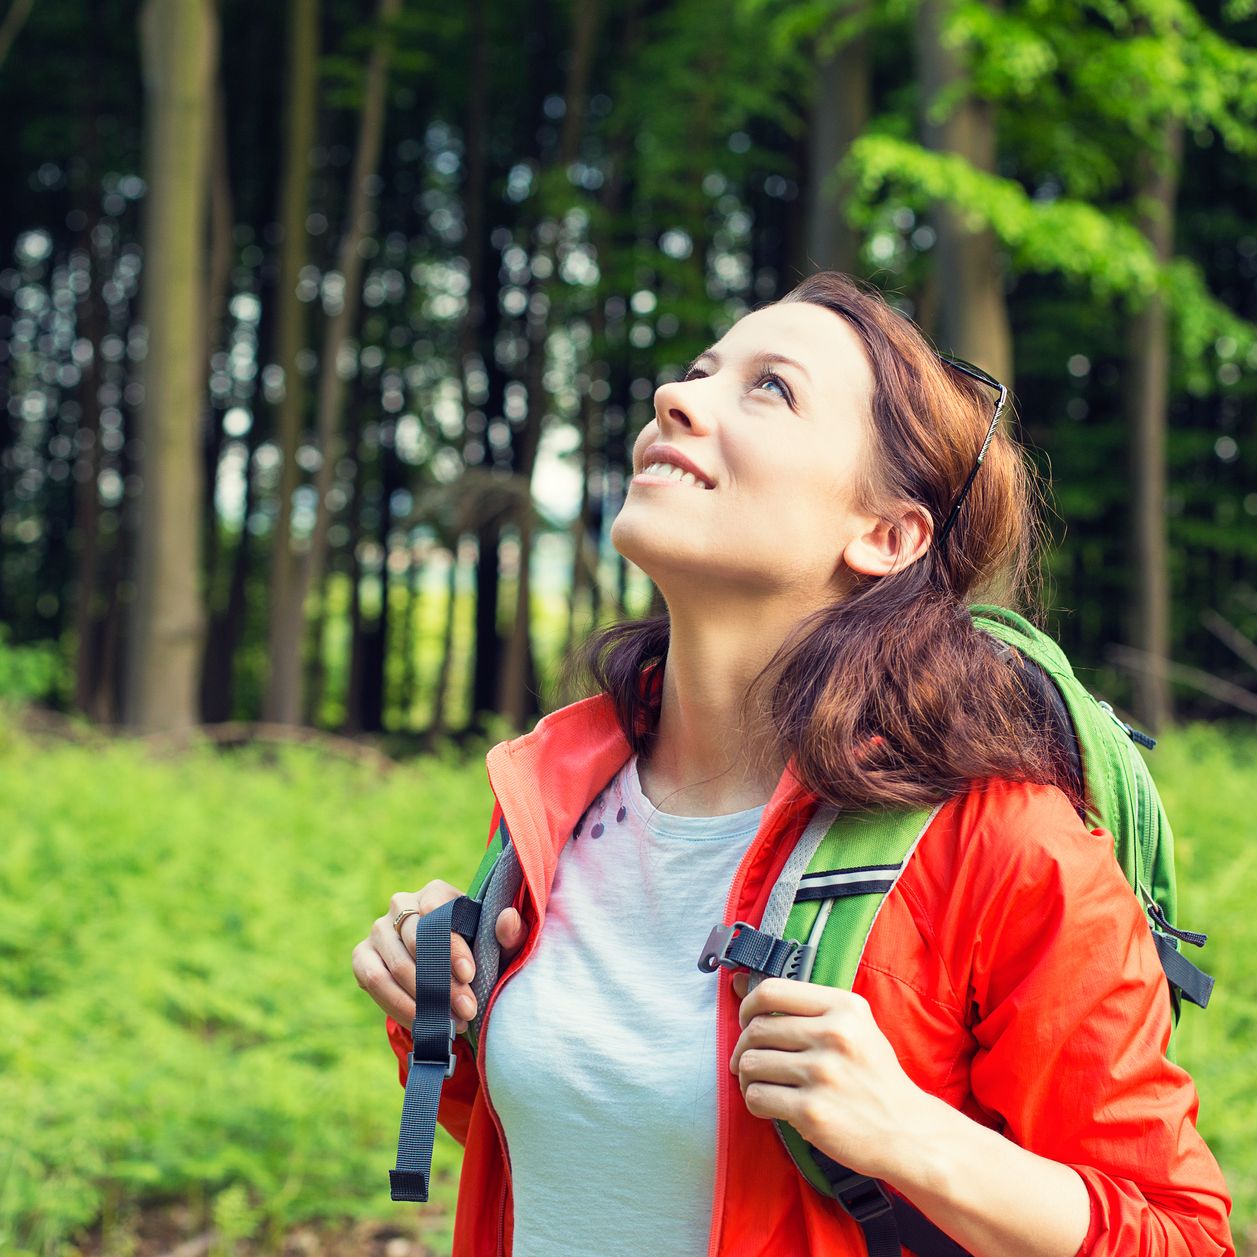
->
xmin=1097 ymin=699 xmax=1162 ymax=896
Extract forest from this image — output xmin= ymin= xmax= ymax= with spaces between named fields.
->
xmin=3 ymin=1 xmax=1257 ymax=1254
xmin=1 ymin=0 xmax=1255 ymax=741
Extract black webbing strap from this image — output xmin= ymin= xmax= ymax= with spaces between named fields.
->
xmin=697 ymin=921 xmax=816 ymax=982
xmin=810 ymin=1145 xmax=972 ymax=1257
xmin=390 ymin=895 xmax=483 ymax=1202
xmin=1152 ymin=931 xmax=1215 ymax=1009
xmin=812 ymin=1150 xmax=901 ymax=1257
xmin=890 ymin=1197 xmax=972 ymax=1257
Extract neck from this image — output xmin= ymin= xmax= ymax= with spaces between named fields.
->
xmin=636 ymin=596 xmax=811 ymax=817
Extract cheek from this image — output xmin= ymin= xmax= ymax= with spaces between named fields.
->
xmin=631 ymin=423 xmax=657 ymax=465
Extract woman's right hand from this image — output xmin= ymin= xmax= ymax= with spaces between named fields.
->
xmin=352 ymin=880 xmax=528 ymax=1034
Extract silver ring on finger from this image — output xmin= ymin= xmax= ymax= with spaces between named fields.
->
xmin=392 ymin=907 xmax=421 ymax=938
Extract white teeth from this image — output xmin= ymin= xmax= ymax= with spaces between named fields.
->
xmin=642 ymin=461 xmax=708 ymax=487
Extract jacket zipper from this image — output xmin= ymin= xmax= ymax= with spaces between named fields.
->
xmin=475 ymin=793 xmax=546 ymax=1257
xmin=705 ymin=797 xmax=803 ymax=1257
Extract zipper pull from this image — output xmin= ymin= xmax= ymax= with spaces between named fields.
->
xmin=1148 ymin=901 xmax=1208 ymax=948
xmin=1097 ymin=699 xmax=1157 ymax=750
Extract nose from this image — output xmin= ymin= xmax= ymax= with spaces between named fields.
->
xmin=652 ymin=377 xmax=714 ymax=436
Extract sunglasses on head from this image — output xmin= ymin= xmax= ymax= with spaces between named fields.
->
xmin=933 ymin=351 xmax=1009 ymax=548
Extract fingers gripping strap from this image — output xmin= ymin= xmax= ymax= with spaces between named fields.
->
xmin=389 ymin=895 xmax=481 ymax=1202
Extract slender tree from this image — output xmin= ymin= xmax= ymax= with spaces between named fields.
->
xmin=1125 ymin=112 xmax=1184 ymax=730
xmin=500 ymin=0 xmax=602 ymax=730
xmin=803 ymin=4 xmax=871 ymax=275
xmin=125 ymin=0 xmax=217 ymax=735
xmin=912 ymin=0 xmax=1012 ymax=382
xmin=287 ymin=0 xmax=400 ymax=726
xmin=263 ymin=0 xmax=319 ymax=725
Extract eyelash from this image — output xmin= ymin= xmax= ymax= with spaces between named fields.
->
xmin=681 ymin=367 xmax=794 ymax=407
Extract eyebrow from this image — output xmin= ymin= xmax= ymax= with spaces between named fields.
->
xmin=687 ymin=347 xmax=813 ymax=385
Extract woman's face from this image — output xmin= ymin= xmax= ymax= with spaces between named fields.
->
xmin=612 ymin=300 xmax=880 ymax=605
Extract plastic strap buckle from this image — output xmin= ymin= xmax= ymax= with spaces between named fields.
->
xmin=828 ymin=1168 xmax=895 ymax=1225
xmin=409 ymin=1018 xmax=458 ymax=1080
xmin=698 ymin=922 xmax=816 ymax=982
xmin=698 ymin=921 xmax=753 ymax=972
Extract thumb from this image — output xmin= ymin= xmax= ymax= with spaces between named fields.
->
xmin=496 ymin=906 xmax=525 ymax=951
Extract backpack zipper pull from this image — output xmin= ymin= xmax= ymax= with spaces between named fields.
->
xmin=1147 ymin=900 xmax=1208 ymax=948
xmin=1097 ymin=700 xmax=1158 ymax=750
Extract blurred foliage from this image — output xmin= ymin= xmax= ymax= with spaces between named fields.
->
xmin=0 ymin=625 xmax=67 ymax=705
xmin=0 ymin=718 xmax=496 ymax=1254
xmin=0 ymin=715 xmax=1253 ymax=1252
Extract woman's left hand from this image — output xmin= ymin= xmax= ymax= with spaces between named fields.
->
xmin=729 ymin=971 xmax=932 ymax=1184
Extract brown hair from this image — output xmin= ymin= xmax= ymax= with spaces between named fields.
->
xmin=559 ymin=271 xmax=1080 ymax=814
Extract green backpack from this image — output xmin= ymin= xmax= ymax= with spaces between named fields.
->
xmin=693 ymin=604 xmax=1214 ymax=1256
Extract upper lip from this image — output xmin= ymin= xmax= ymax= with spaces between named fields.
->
xmin=638 ymin=443 xmax=715 ymax=488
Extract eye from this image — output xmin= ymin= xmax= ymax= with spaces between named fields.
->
xmin=754 ymin=373 xmax=792 ymax=403
xmin=683 ymin=367 xmax=789 ymax=404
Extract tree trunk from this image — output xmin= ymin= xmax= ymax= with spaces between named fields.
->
xmin=500 ymin=0 xmax=602 ymax=730
xmin=200 ymin=421 xmax=260 ymax=722
xmin=199 ymin=70 xmax=235 ymax=593
xmin=126 ymin=0 xmax=217 ymax=735
xmin=362 ymin=424 xmax=402 ymax=731
xmin=290 ymin=0 xmax=400 ymax=724
xmin=462 ymin=0 xmax=505 ymax=727
xmin=400 ymin=546 xmax=422 ymax=728
xmin=429 ymin=545 xmax=460 ymax=738
xmin=913 ymin=0 xmax=1012 ymax=385
xmin=0 ymin=0 xmax=34 ymax=70
xmin=263 ymin=0 xmax=319 ymax=724
xmin=803 ymin=5 xmax=871 ymax=276
xmin=343 ymin=392 xmax=372 ymax=732
xmin=1125 ymin=115 xmax=1183 ymax=731
xmin=72 ymin=4 xmax=106 ymax=716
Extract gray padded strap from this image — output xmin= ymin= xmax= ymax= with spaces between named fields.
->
xmin=749 ymin=805 xmax=838 ymax=993
xmin=469 ymin=839 xmax=523 ymax=1042
xmin=761 ymin=805 xmax=839 ymax=934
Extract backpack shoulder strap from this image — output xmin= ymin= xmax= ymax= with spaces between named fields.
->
xmin=699 ymin=804 xmax=966 ymax=1255
xmin=465 ymin=816 xmax=522 ymax=1056
xmin=388 ymin=817 xmax=518 ymax=1203
xmin=770 ymin=805 xmax=939 ymax=991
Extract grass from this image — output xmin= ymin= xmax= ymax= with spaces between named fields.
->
xmin=0 ymin=712 xmax=1253 ymax=1254
xmin=1146 ymin=723 xmax=1257 ymax=1252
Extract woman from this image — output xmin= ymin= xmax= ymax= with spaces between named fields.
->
xmin=352 ymin=271 xmax=1234 ymax=1256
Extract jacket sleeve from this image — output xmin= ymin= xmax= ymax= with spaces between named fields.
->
xmin=952 ymin=783 xmax=1234 ymax=1257
xmin=386 ymin=1016 xmax=481 ymax=1149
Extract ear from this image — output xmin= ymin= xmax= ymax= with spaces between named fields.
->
xmin=842 ymin=503 xmax=933 ymax=578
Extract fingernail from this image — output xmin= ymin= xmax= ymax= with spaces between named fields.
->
xmin=456 ymin=994 xmax=475 ymax=1018
xmin=455 ymin=958 xmax=473 ymax=981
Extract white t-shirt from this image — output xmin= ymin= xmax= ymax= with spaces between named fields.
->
xmin=484 ymin=754 xmax=767 ymax=1257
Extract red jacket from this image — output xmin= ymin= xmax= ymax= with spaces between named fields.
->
xmin=386 ymin=691 xmax=1234 ymax=1256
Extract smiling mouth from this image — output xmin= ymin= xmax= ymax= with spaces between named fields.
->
xmin=637 ymin=462 xmax=715 ymax=489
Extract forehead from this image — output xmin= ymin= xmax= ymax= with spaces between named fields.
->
xmin=712 ymin=301 xmax=875 ymax=409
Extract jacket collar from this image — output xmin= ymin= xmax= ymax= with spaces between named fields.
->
xmin=484 ymin=688 xmax=819 ymax=929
